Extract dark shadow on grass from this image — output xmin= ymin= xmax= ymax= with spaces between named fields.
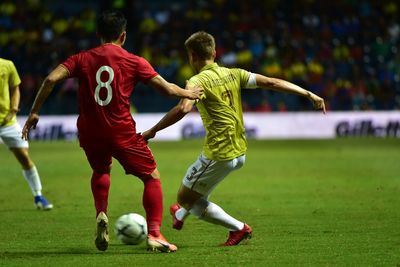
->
xmin=0 ymin=245 xmax=154 ymax=258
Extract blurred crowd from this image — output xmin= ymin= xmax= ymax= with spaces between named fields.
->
xmin=1 ymin=0 xmax=399 ymax=114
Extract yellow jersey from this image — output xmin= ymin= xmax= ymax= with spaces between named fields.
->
xmin=187 ymin=63 xmax=251 ymax=160
xmin=0 ymin=58 xmax=21 ymax=127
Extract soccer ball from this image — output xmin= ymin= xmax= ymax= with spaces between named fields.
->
xmin=114 ymin=213 xmax=148 ymax=245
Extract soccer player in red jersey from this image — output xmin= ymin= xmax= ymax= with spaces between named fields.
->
xmin=22 ymin=10 xmax=202 ymax=253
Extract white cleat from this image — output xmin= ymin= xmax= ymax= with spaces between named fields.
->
xmin=147 ymin=234 xmax=178 ymax=253
xmin=95 ymin=212 xmax=109 ymax=251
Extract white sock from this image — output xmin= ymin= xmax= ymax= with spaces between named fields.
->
xmin=190 ymin=199 xmax=244 ymax=231
xmin=175 ymin=207 xmax=190 ymax=221
xmin=22 ymin=166 xmax=42 ymax=197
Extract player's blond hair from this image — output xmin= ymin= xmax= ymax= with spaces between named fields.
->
xmin=184 ymin=31 xmax=215 ymax=60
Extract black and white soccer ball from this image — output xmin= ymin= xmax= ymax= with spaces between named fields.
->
xmin=114 ymin=213 xmax=148 ymax=245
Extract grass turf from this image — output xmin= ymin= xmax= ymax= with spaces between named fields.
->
xmin=0 ymin=138 xmax=399 ymax=266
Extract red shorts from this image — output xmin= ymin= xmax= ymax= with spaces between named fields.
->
xmin=80 ymin=133 xmax=156 ymax=177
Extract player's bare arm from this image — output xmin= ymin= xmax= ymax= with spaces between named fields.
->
xmin=22 ymin=65 xmax=69 ymax=140
xmin=255 ymin=74 xmax=326 ymax=113
xmin=142 ymin=98 xmax=195 ymax=141
xmin=148 ymin=75 xmax=203 ymax=100
xmin=1 ymin=85 xmax=20 ymax=126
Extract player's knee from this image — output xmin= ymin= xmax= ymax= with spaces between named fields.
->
xmin=93 ymin=165 xmax=111 ymax=174
xmin=149 ymin=168 xmax=160 ymax=179
xmin=177 ymin=185 xmax=202 ymax=209
xmin=234 ymin=155 xmax=246 ymax=170
xmin=138 ymin=169 xmax=160 ymax=182
xmin=10 ymin=147 xmax=33 ymax=169
xmin=177 ymin=195 xmax=191 ymax=210
xmin=188 ymin=198 xmax=209 ymax=218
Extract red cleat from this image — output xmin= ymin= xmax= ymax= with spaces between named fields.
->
xmin=169 ymin=203 xmax=184 ymax=230
xmin=222 ymin=223 xmax=252 ymax=246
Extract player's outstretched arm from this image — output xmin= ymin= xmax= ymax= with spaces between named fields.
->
xmin=254 ymin=74 xmax=326 ymax=113
xmin=148 ymin=75 xmax=203 ymax=100
xmin=22 ymin=65 xmax=69 ymax=140
xmin=142 ymin=98 xmax=195 ymax=141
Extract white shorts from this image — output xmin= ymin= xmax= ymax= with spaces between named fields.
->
xmin=182 ymin=154 xmax=246 ymax=195
xmin=0 ymin=122 xmax=29 ymax=149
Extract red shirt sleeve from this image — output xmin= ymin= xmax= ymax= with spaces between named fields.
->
xmin=61 ymin=54 xmax=80 ymax=77
xmin=136 ymin=57 xmax=158 ymax=83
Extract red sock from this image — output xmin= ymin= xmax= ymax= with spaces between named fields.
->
xmin=91 ymin=171 xmax=110 ymax=217
xmin=142 ymin=178 xmax=163 ymax=236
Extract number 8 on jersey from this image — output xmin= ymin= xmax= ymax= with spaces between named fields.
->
xmin=94 ymin=65 xmax=114 ymax=106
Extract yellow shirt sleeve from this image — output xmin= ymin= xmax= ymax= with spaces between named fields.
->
xmin=230 ymin=68 xmax=251 ymax=88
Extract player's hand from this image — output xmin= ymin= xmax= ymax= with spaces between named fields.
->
xmin=142 ymin=129 xmax=156 ymax=141
xmin=22 ymin=113 xmax=40 ymax=140
xmin=185 ymin=81 xmax=203 ymax=100
xmin=308 ymin=92 xmax=326 ymax=114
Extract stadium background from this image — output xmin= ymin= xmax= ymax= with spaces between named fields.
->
xmin=1 ymin=2 xmax=399 ymax=266
xmin=1 ymin=0 xmax=399 ymax=115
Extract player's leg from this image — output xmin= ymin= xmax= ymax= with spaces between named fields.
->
xmin=170 ymin=154 xmax=234 ymax=228
xmin=140 ymin=170 xmax=163 ymax=238
xmin=113 ymin=134 xmax=162 ymax=237
xmin=10 ymin=147 xmax=52 ymax=210
xmin=139 ymin=171 xmax=177 ymax=253
xmin=2 ymin=122 xmax=52 ymax=210
xmin=83 ymin=145 xmax=112 ymax=217
xmin=82 ymin=142 xmax=112 ymax=251
xmin=174 ymin=154 xmax=252 ymax=245
xmin=169 ymin=154 xmax=209 ymax=228
xmin=114 ymin=133 xmax=177 ymax=252
xmin=187 ymin=193 xmax=252 ymax=246
xmin=91 ymin=170 xmax=111 ymax=216
xmin=178 ymin=186 xmax=245 ymax=230
xmin=169 ymin=182 xmax=201 ymax=230
xmin=91 ymin=167 xmax=111 ymax=252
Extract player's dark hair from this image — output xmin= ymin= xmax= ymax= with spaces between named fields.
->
xmin=184 ymin=31 xmax=215 ymax=60
xmin=97 ymin=10 xmax=127 ymax=42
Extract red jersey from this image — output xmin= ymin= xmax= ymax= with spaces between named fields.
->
xmin=61 ymin=44 xmax=157 ymax=142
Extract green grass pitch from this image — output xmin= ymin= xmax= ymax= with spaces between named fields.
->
xmin=0 ymin=138 xmax=399 ymax=266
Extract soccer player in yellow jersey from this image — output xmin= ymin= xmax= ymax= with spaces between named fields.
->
xmin=0 ymin=58 xmax=53 ymax=210
xmin=142 ymin=31 xmax=326 ymax=246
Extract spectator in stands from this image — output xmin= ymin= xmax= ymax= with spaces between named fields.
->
xmin=2 ymin=0 xmax=399 ymax=113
